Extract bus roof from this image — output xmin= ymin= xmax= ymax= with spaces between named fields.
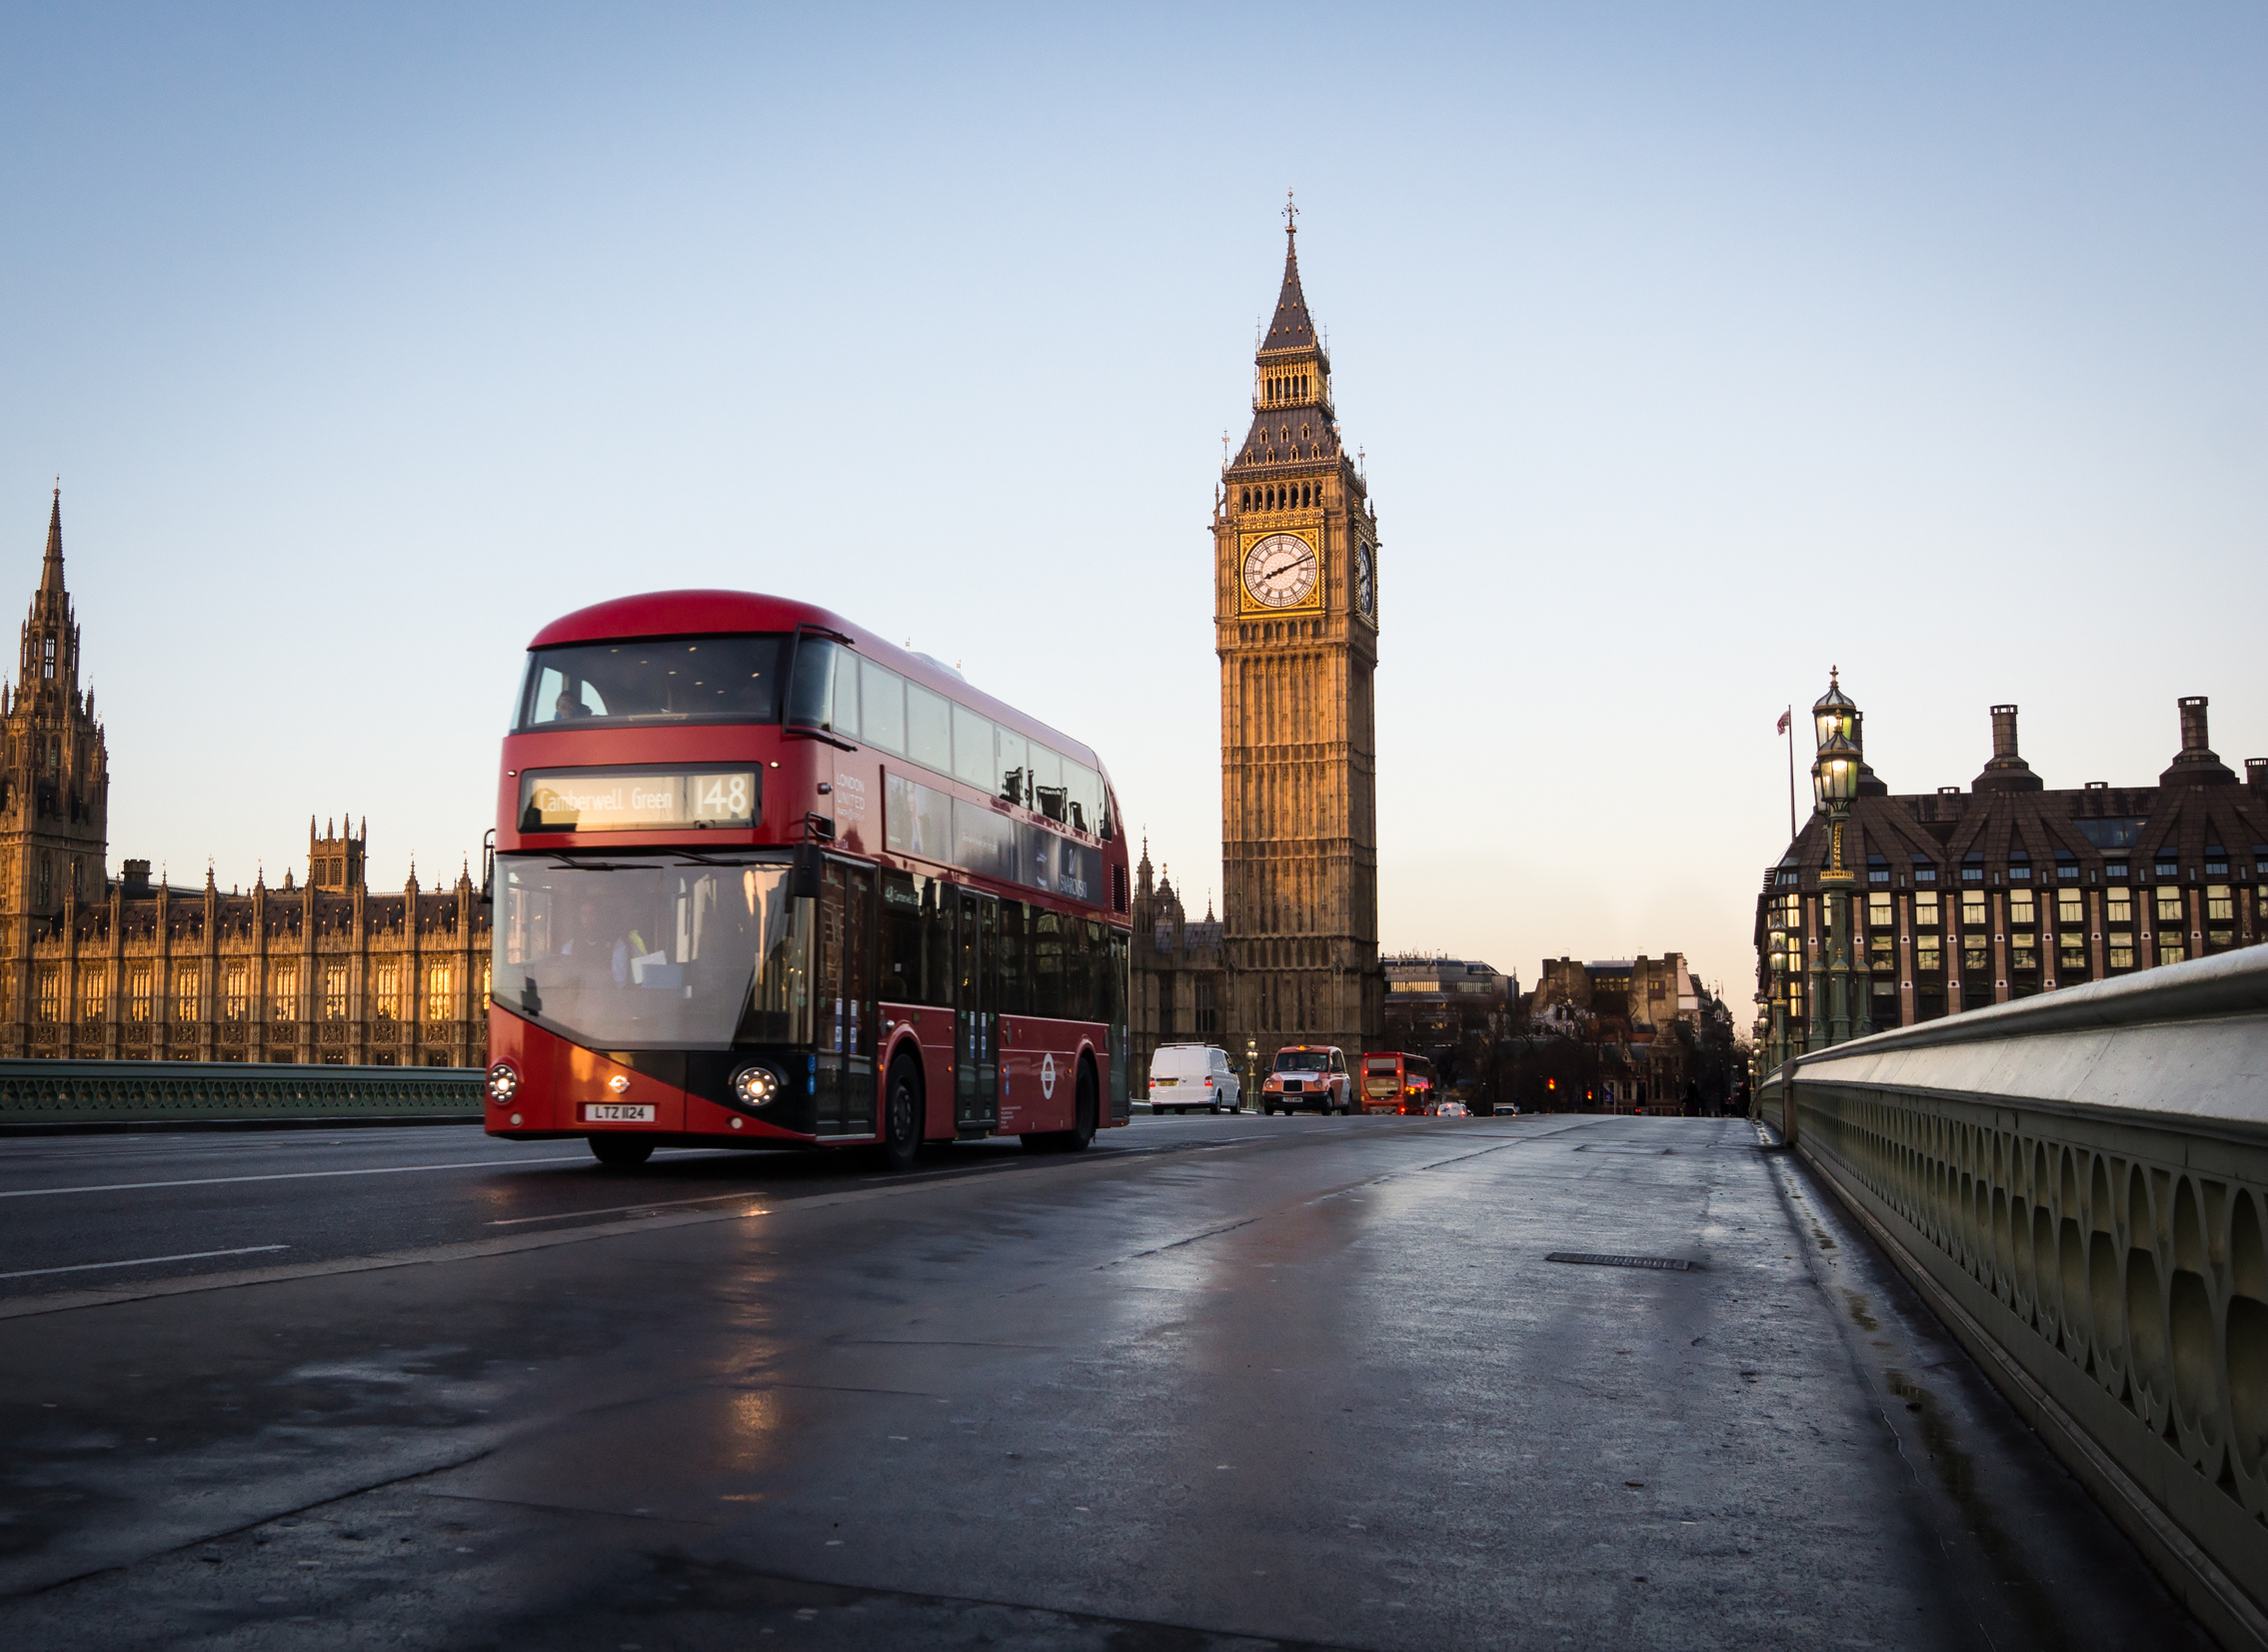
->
xmin=527 ymin=589 xmax=1108 ymax=777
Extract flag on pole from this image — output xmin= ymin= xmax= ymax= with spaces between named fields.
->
xmin=1776 ymin=709 xmax=1791 ymax=735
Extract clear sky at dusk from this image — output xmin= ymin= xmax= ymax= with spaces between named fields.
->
xmin=0 ymin=3 xmax=2260 ymax=1002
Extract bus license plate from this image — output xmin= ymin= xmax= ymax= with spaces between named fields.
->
xmin=583 ymin=1103 xmax=655 ymax=1123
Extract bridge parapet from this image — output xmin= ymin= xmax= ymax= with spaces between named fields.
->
xmin=1758 ymin=947 xmax=2268 ymax=1650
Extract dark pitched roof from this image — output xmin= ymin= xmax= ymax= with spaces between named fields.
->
xmin=1260 ymin=232 xmax=1317 ymax=354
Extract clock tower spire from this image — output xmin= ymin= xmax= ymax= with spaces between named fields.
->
xmin=1212 ymin=211 xmax=1382 ymax=1067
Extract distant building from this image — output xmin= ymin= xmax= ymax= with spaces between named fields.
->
xmin=0 ymin=494 xmax=491 ymax=1064
xmin=1129 ymin=841 xmax=1229 ymax=1082
xmin=1519 ymin=954 xmax=1730 ymax=1112
xmin=1531 ymin=954 xmax=1697 ymax=1028
xmin=1754 ymin=692 xmax=2266 ymax=1043
xmin=1384 ymin=954 xmax=1515 ymax=1001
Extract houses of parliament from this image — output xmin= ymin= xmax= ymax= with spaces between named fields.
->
xmin=0 ymin=491 xmax=491 ymax=1064
xmin=1132 ymin=209 xmax=1387 ymax=1076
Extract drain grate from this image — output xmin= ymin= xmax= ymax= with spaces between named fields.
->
xmin=1545 ymin=1251 xmax=1693 ymax=1272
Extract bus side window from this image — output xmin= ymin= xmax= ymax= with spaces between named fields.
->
xmin=1084 ymin=919 xmax=1108 ymax=1023
xmin=1069 ymin=918 xmax=1096 ymax=1021
xmin=1030 ymin=745 xmax=1065 ymax=823
xmin=1032 ymin=909 xmax=1065 ymax=1016
xmin=996 ymin=731 xmax=1029 ymax=809
xmin=881 ymin=870 xmax=922 ymax=1003
xmin=818 ymin=862 xmax=847 ymax=1052
xmin=952 ymin=705 xmax=994 ymax=790
xmin=997 ymin=900 xmax=1027 ymax=1016
xmin=788 ymin=639 xmax=838 ymax=731
xmin=832 ymin=649 xmax=861 ymax=741
xmin=1065 ymin=763 xmax=1101 ymax=836
xmin=907 ymin=684 xmax=953 ymax=774
xmin=847 ymin=865 xmax=874 ymax=1054
xmin=922 ymin=876 xmax=955 ymax=1008
xmin=862 ymin=660 xmax=906 ymax=755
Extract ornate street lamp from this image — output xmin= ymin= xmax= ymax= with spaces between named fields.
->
xmin=1809 ymin=671 xmax=1862 ymax=1048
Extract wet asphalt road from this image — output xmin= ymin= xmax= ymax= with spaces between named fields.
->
xmin=0 ymin=1112 xmax=2206 ymax=1650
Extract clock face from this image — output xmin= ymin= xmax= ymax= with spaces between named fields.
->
xmin=1354 ymin=545 xmax=1374 ymax=621
xmin=1243 ymin=533 xmax=1317 ymax=609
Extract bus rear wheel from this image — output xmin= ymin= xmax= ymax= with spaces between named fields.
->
xmin=1023 ymin=1061 xmax=1098 ymax=1153
xmin=880 ymin=1054 xmax=923 ymax=1172
xmin=588 ymin=1134 xmax=655 ymax=1169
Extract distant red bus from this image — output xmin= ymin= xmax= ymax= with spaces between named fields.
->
xmin=483 ymin=591 xmax=1133 ymax=1169
xmin=1360 ymin=1051 xmax=1436 ymax=1114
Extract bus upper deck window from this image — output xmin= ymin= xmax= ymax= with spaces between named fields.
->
xmin=517 ymin=636 xmax=785 ymax=730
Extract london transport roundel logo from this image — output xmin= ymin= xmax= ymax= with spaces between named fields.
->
xmin=1041 ymin=1053 xmax=1058 ymax=1099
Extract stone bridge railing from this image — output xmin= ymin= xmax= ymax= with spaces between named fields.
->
xmin=0 ymin=1060 xmax=482 ymax=1129
xmin=1757 ymin=949 xmax=2268 ymax=1651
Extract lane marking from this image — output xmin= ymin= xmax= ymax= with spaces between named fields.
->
xmin=0 ymin=1244 xmax=289 ymax=1281
xmin=0 ymin=1155 xmax=599 ymax=1200
xmin=490 ymin=1193 xmax=773 ymax=1227
xmin=0 ymin=1118 xmax=1583 ymax=1320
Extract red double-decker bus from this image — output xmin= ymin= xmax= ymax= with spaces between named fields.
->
xmin=483 ymin=592 xmax=1133 ymax=1170
xmin=1359 ymin=1051 xmax=1436 ymax=1114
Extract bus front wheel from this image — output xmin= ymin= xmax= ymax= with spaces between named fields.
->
xmin=880 ymin=1054 xmax=923 ymax=1172
xmin=588 ymin=1134 xmax=655 ymax=1169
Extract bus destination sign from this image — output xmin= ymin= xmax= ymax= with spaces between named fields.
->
xmin=519 ymin=768 xmax=760 ymax=832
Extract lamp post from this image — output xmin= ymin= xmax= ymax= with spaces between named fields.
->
xmin=1244 ymin=1036 xmax=1258 ymax=1113
xmin=1810 ymin=671 xmax=1862 ymax=1049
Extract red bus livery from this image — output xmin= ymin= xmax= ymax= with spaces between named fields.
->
xmin=484 ymin=592 xmax=1133 ymax=1169
xmin=1360 ymin=1051 xmax=1436 ymax=1114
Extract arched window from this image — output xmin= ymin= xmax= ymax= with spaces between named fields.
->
xmin=42 ymin=636 xmax=55 ymax=679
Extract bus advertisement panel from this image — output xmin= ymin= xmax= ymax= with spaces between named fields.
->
xmin=483 ymin=591 xmax=1133 ymax=1171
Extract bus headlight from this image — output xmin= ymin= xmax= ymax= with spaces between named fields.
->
xmin=486 ymin=1062 xmax=520 ymax=1104
xmin=731 ymin=1065 xmax=783 ymax=1108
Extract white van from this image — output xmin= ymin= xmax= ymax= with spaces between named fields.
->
xmin=1148 ymin=1044 xmax=1241 ymax=1113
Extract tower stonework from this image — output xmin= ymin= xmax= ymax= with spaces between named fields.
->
xmin=0 ymin=490 xmax=110 ymax=1048
xmin=1213 ymin=214 xmax=1383 ymax=1063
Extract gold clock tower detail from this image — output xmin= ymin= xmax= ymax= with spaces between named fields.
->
xmin=1213 ymin=202 xmax=1382 ymax=1063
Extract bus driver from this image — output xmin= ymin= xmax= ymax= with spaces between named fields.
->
xmin=561 ymin=895 xmax=633 ymax=989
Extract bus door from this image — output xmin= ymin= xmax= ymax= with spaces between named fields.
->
xmin=816 ymin=859 xmax=877 ymax=1136
xmin=955 ymin=888 xmax=998 ymax=1130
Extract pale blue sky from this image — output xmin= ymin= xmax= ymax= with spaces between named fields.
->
xmin=2 ymin=3 xmax=2261 ymax=1001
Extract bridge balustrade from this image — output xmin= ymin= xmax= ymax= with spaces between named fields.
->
xmin=1758 ymin=948 xmax=2268 ymax=1651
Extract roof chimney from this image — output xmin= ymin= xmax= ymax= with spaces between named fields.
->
xmin=2247 ymin=757 xmax=2266 ymax=799
xmin=2159 ymin=695 xmax=2237 ymax=788
xmin=1972 ymin=704 xmax=2042 ymax=793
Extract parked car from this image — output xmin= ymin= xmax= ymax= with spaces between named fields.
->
xmin=1148 ymin=1043 xmax=1241 ymax=1114
xmin=1260 ymin=1046 xmax=1353 ymax=1115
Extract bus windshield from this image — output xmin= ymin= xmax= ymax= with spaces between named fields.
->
xmin=1274 ymin=1050 xmax=1330 ymax=1072
xmin=518 ymin=636 xmax=786 ymax=730
xmin=493 ymin=854 xmax=811 ymax=1049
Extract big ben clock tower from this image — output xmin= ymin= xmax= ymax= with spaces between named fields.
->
xmin=1214 ymin=201 xmax=1383 ymax=1064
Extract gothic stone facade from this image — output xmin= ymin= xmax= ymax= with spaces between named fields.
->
xmin=1207 ymin=214 xmax=1385 ymax=1063
xmin=1129 ymin=843 xmax=1230 ymax=1084
xmin=0 ymin=495 xmax=491 ymax=1063
xmin=1754 ymin=693 xmax=2266 ymax=1041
